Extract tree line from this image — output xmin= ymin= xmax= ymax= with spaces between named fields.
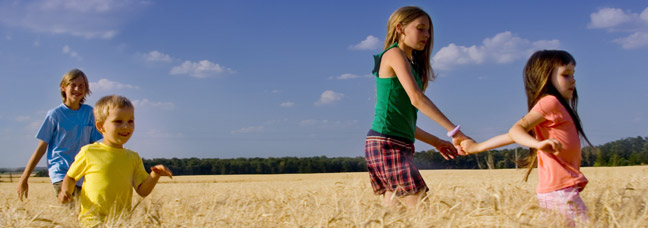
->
xmin=3 ymin=136 xmax=647 ymax=176
xmin=139 ymin=136 xmax=648 ymax=175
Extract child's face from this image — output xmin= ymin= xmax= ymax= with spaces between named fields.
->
xmin=97 ymin=106 xmax=135 ymax=148
xmin=400 ymin=16 xmax=431 ymax=51
xmin=550 ymin=63 xmax=576 ymax=100
xmin=60 ymin=76 xmax=87 ymax=106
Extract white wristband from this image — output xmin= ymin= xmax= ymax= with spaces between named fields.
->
xmin=447 ymin=125 xmax=461 ymax=138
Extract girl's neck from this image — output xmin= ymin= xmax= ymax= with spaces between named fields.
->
xmin=64 ymin=100 xmax=81 ymax=110
xmin=397 ymin=42 xmax=413 ymax=60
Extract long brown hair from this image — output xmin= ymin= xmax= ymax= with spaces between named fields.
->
xmin=521 ymin=50 xmax=594 ymax=181
xmin=384 ymin=6 xmax=434 ymax=90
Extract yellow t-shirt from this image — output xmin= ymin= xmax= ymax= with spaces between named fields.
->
xmin=67 ymin=142 xmax=149 ymax=227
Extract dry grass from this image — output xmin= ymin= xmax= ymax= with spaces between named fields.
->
xmin=1 ymin=166 xmax=647 ymax=227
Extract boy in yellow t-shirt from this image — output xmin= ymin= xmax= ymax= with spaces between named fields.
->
xmin=58 ymin=95 xmax=172 ymax=227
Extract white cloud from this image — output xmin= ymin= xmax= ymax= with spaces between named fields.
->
xmin=432 ymin=31 xmax=559 ymax=70
xmin=15 ymin=116 xmax=30 ymax=122
xmin=90 ymin=78 xmax=139 ymax=92
xmin=614 ymin=32 xmax=648 ymax=49
xmin=299 ymin=119 xmax=358 ymax=129
xmin=329 ymin=73 xmax=371 ymax=80
xmin=141 ymin=50 xmax=172 ymax=63
xmin=231 ymin=126 xmax=264 ymax=134
xmin=589 ymin=7 xmax=648 ymax=49
xmin=280 ymin=102 xmax=295 ymax=108
xmin=28 ymin=121 xmax=41 ymax=131
xmin=0 ymin=0 xmax=148 ymax=39
xmin=62 ymin=45 xmax=82 ymax=59
xmin=132 ymin=99 xmax=175 ymax=110
xmin=33 ymin=40 xmax=40 ymax=47
xmin=170 ymin=60 xmax=235 ymax=78
xmin=349 ymin=35 xmax=381 ymax=50
xmin=271 ymin=90 xmax=281 ymax=94
xmin=588 ymin=8 xmax=633 ymax=29
xmin=315 ymin=90 xmax=343 ymax=106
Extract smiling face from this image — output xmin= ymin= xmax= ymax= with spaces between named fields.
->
xmin=97 ymin=106 xmax=135 ymax=148
xmin=60 ymin=76 xmax=87 ymax=109
xmin=399 ymin=15 xmax=431 ymax=52
xmin=550 ymin=63 xmax=576 ymax=100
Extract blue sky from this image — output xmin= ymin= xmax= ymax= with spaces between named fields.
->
xmin=1 ymin=0 xmax=647 ymax=168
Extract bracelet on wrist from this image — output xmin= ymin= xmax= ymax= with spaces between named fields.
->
xmin=447 ymin=125 xmax=461 ymax=138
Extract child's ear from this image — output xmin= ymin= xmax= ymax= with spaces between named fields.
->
xmin=96 ymin=121 xmax=104 ymax=133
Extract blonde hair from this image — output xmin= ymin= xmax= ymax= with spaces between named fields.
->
xmin=384 ymin=6 xmax=434 ymax=89
xmin=60 ymin=69 xmax=91 ymax=104
xmin=94 ymin=95 xmax=134 ymax=124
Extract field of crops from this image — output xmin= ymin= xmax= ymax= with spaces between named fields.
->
xmin=1 ymin=166 xmax=647 ymax=227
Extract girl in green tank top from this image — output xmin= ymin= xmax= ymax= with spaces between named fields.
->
xmin=364 ymin=6 xmax=472 ymax=208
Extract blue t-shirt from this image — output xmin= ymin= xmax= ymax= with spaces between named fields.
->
xmin=36 ymin=103 xmax=103 ymax=185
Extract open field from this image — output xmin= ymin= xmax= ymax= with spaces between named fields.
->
xmin=1 ymin=166 xmax=647 ymax=227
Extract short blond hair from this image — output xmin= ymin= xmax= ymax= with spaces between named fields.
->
xmin=94 ymin=95 xmax=134 ymax=124
xmin=60 ymin=69 xmax=91 ymax=104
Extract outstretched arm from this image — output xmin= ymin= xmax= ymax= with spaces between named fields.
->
xmin=17 ymin=140 xmax=48 ymax=201
xmin=135 ymin=165 xmax=172 ymax=197
xmin=461 ymin=133 xmax=514 ymax=155
xmin=415 ymin=127 xmax=458 ymax=160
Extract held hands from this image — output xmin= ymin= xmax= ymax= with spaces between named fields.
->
xmin=459 ymin=139 xmax=478 ymax=155
xmin=151 ymin=165 xmax=173 ymax=179
xmin=451 ymin=131 xmax=471 ymax=156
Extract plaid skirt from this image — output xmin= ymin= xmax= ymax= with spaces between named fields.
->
xmin=364 ymin=136 xmax=428 ymax=196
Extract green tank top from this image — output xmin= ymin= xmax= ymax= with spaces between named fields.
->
xmin=370 ymin=42 xmax=423 ymax=142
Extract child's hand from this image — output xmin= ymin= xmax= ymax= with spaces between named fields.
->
xmin=459 ymin=139 xmax=478 ymax=155
xmin=451 ymin=131 xmax=470 ymax=155
xmin=151 ymin=165 xmax=173 ymax=179
xmin=537 ymin=139 xmax=562 ymax=155
xmin=57 ymin=191 xmax=71 ymax=203
xmin=433 ymin=140 xmax=458 ymax=160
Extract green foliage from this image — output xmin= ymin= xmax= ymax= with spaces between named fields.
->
xmin=140 ymin=136 xmax=647 ymax=175
xmin=142 ymin=156 xmax=367 ymax=176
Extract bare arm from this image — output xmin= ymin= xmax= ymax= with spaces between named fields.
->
xmin=57 ymin=175 xmax=77 ymax=203
xmin=509 ymin=111 xmax=561 ymax=153
xmin=17 ymin=140 xmax=48 ymax=201
xmin=415 ymin=127 xmax=458 ymax=160
xmin=461 ymin=133 xmax=514 ymax=154
xmin=135 ymin=165 xmax=172 ymax=197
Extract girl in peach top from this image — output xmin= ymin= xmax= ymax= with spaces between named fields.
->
xmin=460 ymin=50 xmax=594 ymax=226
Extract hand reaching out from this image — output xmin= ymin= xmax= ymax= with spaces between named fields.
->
xmin=433 ymin=139 xmax=458 ymax=160
xmin=151 ymin=165 xmax=173 ymax=179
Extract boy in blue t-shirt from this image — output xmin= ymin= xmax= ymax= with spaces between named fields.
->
xmin=17 ymin=69 xmax=102 ymax=201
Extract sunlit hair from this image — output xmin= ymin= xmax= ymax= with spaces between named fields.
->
xmin=384 ymin=6 xmax=434 ymax=90
xmin=521 ymin=50 xmax=594 ymax=181
xmin=94 ymin=95 xmax=134 ymax=124
xmin=60 ymin=69 xmax=91 ymax=104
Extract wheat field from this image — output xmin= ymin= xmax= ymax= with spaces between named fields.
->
xmin=1 ymin=166 xmax=647 ymax=227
